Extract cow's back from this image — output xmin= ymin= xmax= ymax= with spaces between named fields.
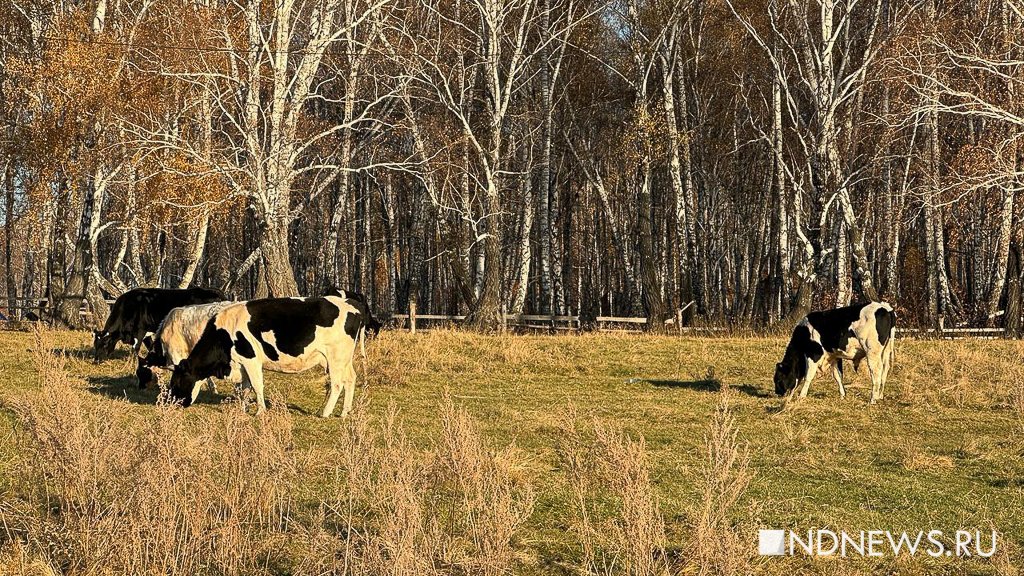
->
xmin=106 ymin=287 xmax=227 ymax=341
xmin=158 ymin=301 xmax=236 ymax=364
xmin=873 ymin=304 xmax=896 ymax=345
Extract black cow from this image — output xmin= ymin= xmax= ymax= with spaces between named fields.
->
xmin=169 ymin=292 xmax=373 ymax=417
xmin=774 ymin=302 xmax=896 ymax=403
xmin=93 ymin=287 xmax=227 ymax=362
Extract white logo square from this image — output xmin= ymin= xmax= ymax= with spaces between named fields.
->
xmin=759 ymin=529 xmax=786 ymax=556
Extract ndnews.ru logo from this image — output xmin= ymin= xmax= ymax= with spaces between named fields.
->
xmin=758 ymin=529 xmax=998 ymax=558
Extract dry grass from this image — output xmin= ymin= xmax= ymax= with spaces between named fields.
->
xmin=0 ymin=328 xmax=1021 ymax=575
xmin=0 ymin=328 xmax=536 ymax=575
xmin=690 ymin=389 xmax=753 ymax=576
xmin=558 ymin=407 xmax=670 ymax=576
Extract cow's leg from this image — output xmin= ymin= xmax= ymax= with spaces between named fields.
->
xmin=321 ymin=352 xmax=357 ymax=418
xmin=133 ymin=341 xmax=148 ymax=388
xmin=831 ymin=360 xmax=846 ymax=399
xmin=241 ymin=362 xmax=267 ymax=414
xmin=864 ymin=347 xmax=883 ymax=404
xmin=798 ymin=358 xmax=819 ymax=398
xmin=136 ymin=357 xmax=153 ymax=389
xmin=878 ymin=340 xmax=894 ymax=400
xmin=340 ymin=358 xmax=357 ymax=417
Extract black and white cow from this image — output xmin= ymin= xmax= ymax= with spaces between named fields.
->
xmin=93 ymin=287 xmax=227 ymax=361
xmin=137 ymin=300 xmax=239 ymax=396
xmin=169 ymin=292 xmax=373 ymax=417
xmin=774 ymin=302 xmax=896 ymax=403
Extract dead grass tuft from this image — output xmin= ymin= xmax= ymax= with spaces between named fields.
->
xmin=690 ymin=390 xmax=753 ymax=576
xmin=898 ymin=440 xmax=955 ymax=472
xmin=559 ymin=407 xmax=670 ymax=576
xmin=2 ymin=327 xmax=537 ymax=575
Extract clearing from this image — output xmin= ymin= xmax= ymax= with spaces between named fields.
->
xmin=0 ymin=329 xmax=1021 ymax=575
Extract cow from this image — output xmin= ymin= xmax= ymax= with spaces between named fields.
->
xmin=168 ymin=292 xmax=372 ymax=418
xmin=324 ymin=287 xmax=382 ymax=339
xmin=93 ymin=287 xmax=227 ymax=362
xmin=774 ymin=302 xmax=896 ymax=404
xmin=137 ymin=300 xmax=239 ymax=398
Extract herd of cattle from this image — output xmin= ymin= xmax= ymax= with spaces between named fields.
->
xmin=92 ymin=287 xmax=381 ymax=417
xmin=89 ymin=287 xmax=896 ymax=416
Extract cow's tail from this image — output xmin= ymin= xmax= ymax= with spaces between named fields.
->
xmin=887 ymin=315 xmax=896 ymax=366
xmin=359 ymin=324 xmax=367 ymax=360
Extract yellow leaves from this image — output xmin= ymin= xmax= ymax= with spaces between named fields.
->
xmin=136 ymin=153 xmax=233 ymax=218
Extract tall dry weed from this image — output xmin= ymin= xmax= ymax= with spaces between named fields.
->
xmin=559 ymin=408 xmax=670 ymax=576
xmin=690 ymin=390 xmax=753 ymax=576
xmin=3 ymin=326 xmax=296 ymax=575
xmin=296 ymin=397 xmax=535 ymax=576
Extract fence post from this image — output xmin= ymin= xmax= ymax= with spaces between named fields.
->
xmin=409 ymin=298 xmax=417 ymax=334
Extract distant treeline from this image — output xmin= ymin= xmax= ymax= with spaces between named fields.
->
xmin=0 ymin=0 xmax=1020 ymax=332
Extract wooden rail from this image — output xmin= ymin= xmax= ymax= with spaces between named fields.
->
xmin=0 ymin=297 xmax=1016 ymax=340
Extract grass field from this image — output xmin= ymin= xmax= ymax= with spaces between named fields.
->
xmin=0 ymin=328 xmax=1022 ymax=575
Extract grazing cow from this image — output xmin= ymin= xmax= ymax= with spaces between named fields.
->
xmin=774 ymin=302 xmax=896 ymax=403
xmin=325 ymin=287 xmax=382 ymax=340
xmin=93 ymin=287 xmax=227 ymax=361
xmin=137 ymin=301 xmax=239 ymax=398
xmin=169 ymin=292 xmax=372 ymax=417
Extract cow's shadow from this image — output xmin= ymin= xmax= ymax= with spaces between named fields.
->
xmin=86 ymin=374 xmax=160 ymax=404
xmin=85 ymin=375 xmax=228 ymax=407
xmin=53 ymin=345 xmax=132 ymax=363
xmin=643 ymin=379 xmax=771 ymax=398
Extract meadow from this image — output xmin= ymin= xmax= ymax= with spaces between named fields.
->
xmin=0 ymin=328 xmax=1022 ymax=575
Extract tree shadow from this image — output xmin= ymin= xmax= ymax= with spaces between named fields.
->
xmin=643 ymin=379 xmax=772 ymax=398
xmin=286 ymin=403 xmax=315 ymax=416
xmin=983 ymin=476 xmax=1024 ymax=489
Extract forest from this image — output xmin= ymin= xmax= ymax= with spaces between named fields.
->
xmin=0 ymin=0 xmax=1020 ymax=331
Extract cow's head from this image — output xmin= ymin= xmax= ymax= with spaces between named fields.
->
xmin=93 ymin=330 xmax=117 ymax=362
xmin=142 ymin=338 xmax=167 ymax=370
xmin=136 ymin=365 xmax=157 ymax=388
xmin=169 ymin=359 xmax=198 ymax=407
xmin=361 ymin=309 xmax=383 ymax=337
xmin=774 ymin=360 xmax=795 ymax=396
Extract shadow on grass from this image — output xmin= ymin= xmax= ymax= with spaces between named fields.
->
xmin=51 ymin=345 xmax=132 ymax=363
xmin=984 ymin=476 xmax=1024 ymax=489
xmin=85 ymin=375 xmax=228 ymax=407
xmin=286 ymin=403 xmax=315 ymax=416
xmin=643 ymin=379 xmax=772 ymax=398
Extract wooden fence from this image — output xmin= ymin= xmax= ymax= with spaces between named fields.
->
xmin=0 ymin=297 xmax=1015 ymax=340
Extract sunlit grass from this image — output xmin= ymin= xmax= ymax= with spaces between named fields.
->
xmin=0 ymin=328 xmax=1021 ymax=574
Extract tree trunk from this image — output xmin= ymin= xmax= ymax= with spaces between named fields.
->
xmin=511 ymin=171 xmax=534 ymax=315
xmin=178 ymin=212 xmax=210 ymax=289
xmin=836 ymin=217 xmax=851 ymax=305
xmin=260 ymin=218 xmax=299 ymax=297
xmin=771 ymin=65 xmax=789 ymax=322
xmin=60 ymin=179 xmax=97 ymax=328
xmin=1006 ymin=242 xmax=1023 ymax=336
xmin=468 ymin=188 xmax=505 ymax=330
xmin=4 ymin=167 xmax=15 ymax=318
xmin=536 ymin=0 xmax=553 ymax=314
xmin=637 ymin=156 xmax=667 ymax=329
